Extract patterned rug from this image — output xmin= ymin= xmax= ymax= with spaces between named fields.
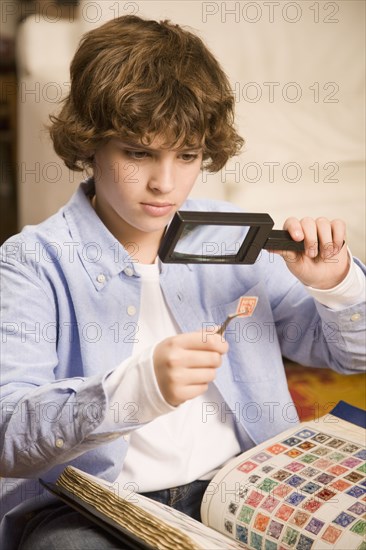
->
xmin=284 ymin=361 xmax=366 ymax=421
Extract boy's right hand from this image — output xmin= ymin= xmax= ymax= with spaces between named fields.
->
xmin=153 ymin=332 xmax=228 ymax=407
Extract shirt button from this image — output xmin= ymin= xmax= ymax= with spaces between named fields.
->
xmin=350 ymin=313 xmax=361 ymax=322
xmin=124 ymin=267 xmax=134 ymax=277
xmin=127 ymin=305 xmax=136 ymax=316
xmin=96 ymin=274 xmax=106 ymax=284
xmin=55 ymin=438 xmax=64 ymax=448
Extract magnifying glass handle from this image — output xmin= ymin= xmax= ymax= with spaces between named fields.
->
xmin=263 ymin=230 xmax=305 ymax=251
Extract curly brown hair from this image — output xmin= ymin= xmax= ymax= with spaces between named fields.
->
xmin=49 ymin=15 xmax=244 ymax=173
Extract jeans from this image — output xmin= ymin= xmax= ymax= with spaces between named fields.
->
xmin=18 ymin=479 xmax=210 ymax=550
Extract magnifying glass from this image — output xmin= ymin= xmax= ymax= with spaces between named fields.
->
xmin=158 ymin=211 xmax=304 ymax=264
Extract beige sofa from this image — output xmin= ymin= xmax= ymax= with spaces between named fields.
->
xmin=16 ymin=0 xmax=365 ymax=261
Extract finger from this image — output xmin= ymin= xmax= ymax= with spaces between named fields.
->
xmin=175 ymin=331 xmax=228 ymax=353
xmin=331 ymin=219 xmax=346 ymax=254
xmin=180 ymin=350 xmax=224 ymax=370
xmin=180 ymin=365 xmax=219 ymax=385
xmin=299 ymin=217 xmax=319 ymax=258
xmin=283 ymin=217 xmax=305 ymax=241
xmin=315 ymin=217 xmax=334 ymax=259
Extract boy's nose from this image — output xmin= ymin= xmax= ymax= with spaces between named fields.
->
xmin=147 ymin=161 xmax=175 ymax=193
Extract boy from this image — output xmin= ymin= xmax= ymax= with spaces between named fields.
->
xmin=1 ymin=14 xmax=365 ymax=550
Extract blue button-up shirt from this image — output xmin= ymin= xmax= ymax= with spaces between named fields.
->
xmin=1 ymin=179 xmax=365 ymax=548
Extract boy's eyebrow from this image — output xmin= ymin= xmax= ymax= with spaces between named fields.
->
xmin=117 ymin=141 xmax=203 ymax=153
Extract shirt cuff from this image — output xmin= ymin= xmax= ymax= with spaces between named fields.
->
xmin=92 ymin=345 xmax=176 ymax=435
xmin=305 ymin=251 xmax=366 ymax=310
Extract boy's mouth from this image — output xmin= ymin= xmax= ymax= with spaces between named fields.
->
xmin=140 ymin=202 xmax=174 ymax=217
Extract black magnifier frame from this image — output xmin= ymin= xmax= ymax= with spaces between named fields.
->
xmin=158 ymin=211 xmax=305 ymax=265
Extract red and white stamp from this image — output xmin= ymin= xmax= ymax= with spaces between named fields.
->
xmin=236 ymin=296 xmax=258 ymax=317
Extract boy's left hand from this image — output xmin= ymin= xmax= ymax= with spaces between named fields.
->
xmin=276 ymin=217 xmax=349 ymax=290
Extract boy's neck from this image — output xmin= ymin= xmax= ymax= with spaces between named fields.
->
xmin=91 ymin=195 xmax=163 ymax=264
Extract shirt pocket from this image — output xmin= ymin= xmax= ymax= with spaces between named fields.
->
xmin=210 ymin=281 xmax=283 ymax=383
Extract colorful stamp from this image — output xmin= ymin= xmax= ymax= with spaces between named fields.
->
xmin=282 ymin=437 xmax=302 ymax=447
xmin=341 ymin=457 xmax=362 ymax=468
xmin=311 ymin=433 xmax=330 ymax=443
xmin=272 ymin=484 xmax=293 ymax=498
xmin=285 ymin=448 xmax=303 ymax=458
xmin=302 ymin=499 xmax=322 ymax=513
xmin=342 ymin=443 xmax=360 ymax=454
xmin=286 ymin=475 xmax=305 ymax=488
xmin=316 ymin=488 xmax=336 ymax=501
xmin=238 ymin=460 xmax=257 ymax=473
xmin=313 ymin=459 xmax=333 ymax=470
xmin=236 ymin=524 xmax=248 ymax=544
xmin=238 ymin=505 xmax=254 ymax=525
xmin=261 ymin=495 xmax=280 ymax=513
xmin=327 ymin=464 xmax=348 ymax=476
xmin=300 ymin=454 xmax=318 ymax=464
xmin=312 ymin=446 xmax=330 ymax=457
xmin=346 ymin=486 xmax=366 ymax=498
xmin=273 ymin=470 xmax=291 ymax=482
xmin=251 ymin=452 xmax=272 ymax=463
xmin=350 ymin=519 xmax=366 ymax=536
xmin=305 ymin=517 xmax=325 ymax=535
xmin=296 ymin=534 xmax=314 ymax=550
xmin=289 ymin=510 xmax=309 ymax=528
xmin=330 ymin=479 xmax=351 ymax=491
xmin=253 ymin=513 xmax=270 ymax=532
xmin=257 ymin=478 xmax=279 ymax=493
xmin=245 ymin=490 xmax=264 ymax=507
xmin=301 ymin=467 xmax=319 ymax=478
xmin=275 ymin=504 xmax=294 ymax=521
xmin=296 ymin=429 xmax=316 ymax=439
xmin=267 ymin=444 xmax=288 ymax=455
xmin=298 ymin=441 xmax=316 ymax=451
xmin=250 ymin=531 xmax=263 ymax=550
xmin=354 ymin=450 xmax=366 ymax=460
xmin=261 ymin=465 xmax=274 ymax=474
xmin=282 ymin=526 xmax=299 ymax=547
xmin=267 ymin=519 xmax=284 ymax=539
xmin=236 ymin=296 xmax=258 ymax=317
xmin=285 ymin=492 xmax=306 ymax=506
xmin=321 ymin=525 xmax=342 ymax=544
xmin=328 ymin=451 xmax=346 ymax=462
xmin=264 ymin=540 xmax=277 ymax=550
xmin=314 ymin=472 xmax=335 ymax=485
xmin=286 ymin=461 xmax=305 ymax=473
xmin=348 ymin=502 xmax=366 ymax=515
xmin=357 ymin=463 xmax=366 ymax=474
xmin=326 ymin=438 xmax=345 ymax=449
xmin=333 ymin=511 xmax=356 ymax=527
xmin=344 ymin=471 xmax=364 ymax=483
xmin=302 ymin=482 xmax=321 ymax=494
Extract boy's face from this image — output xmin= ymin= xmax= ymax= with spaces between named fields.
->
xmin=93 ymin=136 xmax=202 ymax=247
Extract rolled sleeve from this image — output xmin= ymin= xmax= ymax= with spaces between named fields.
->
xmin=93 ymin=345 xmax=176 ymax=436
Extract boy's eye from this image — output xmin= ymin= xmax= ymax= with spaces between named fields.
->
xmin=180 ymin=153 xmax=199 ymax=162
xmin=126 ymin=150 xmax=149 ymax=160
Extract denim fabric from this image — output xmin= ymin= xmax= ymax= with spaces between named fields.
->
xmin=18 ymin=480 xmax=210 ymax=550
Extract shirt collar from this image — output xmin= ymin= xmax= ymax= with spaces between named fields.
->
xmin=63 ymin=178 xmax=138 ymax=291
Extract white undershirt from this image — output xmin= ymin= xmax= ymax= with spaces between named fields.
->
xmin=115 ymin=261 xmax=241 ymax=492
